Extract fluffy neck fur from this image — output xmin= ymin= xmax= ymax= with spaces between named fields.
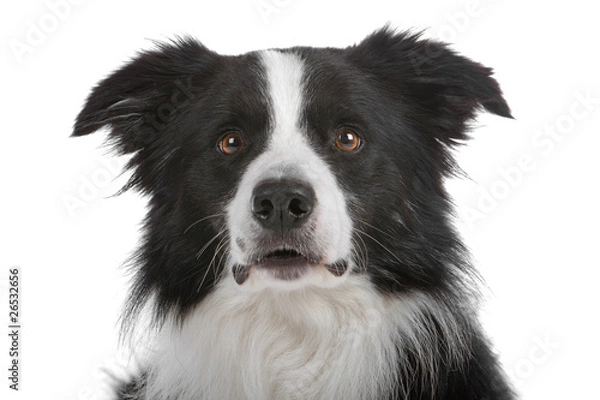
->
xmin=133 ymin=275 xmax=468 ymax=400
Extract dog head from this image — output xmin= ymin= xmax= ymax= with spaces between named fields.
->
xmin=73 ymin=28 xmax=510 ymax=321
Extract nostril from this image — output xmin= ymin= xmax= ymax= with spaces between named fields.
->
xmin=253 ymin=198 xmax=274 ymax=220
xmin=288 ymin=197 xmax=310 ymax=219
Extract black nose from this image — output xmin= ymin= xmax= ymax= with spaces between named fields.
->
xmin=251 ymin=179 xmax=315 ymax=233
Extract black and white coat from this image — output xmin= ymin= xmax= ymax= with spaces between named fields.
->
xmin=74 ymin=28 xmax=515 ymax=400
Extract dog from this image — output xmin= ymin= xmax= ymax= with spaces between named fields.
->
xmin=73 ymin=27 xmax=515 ymax=399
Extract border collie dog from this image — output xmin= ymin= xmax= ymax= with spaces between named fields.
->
xmin=74 ymin=27 xmax=515 ymax=399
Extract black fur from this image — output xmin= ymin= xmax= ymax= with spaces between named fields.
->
xmin=74 ymin=27 xmax=515 ymax=399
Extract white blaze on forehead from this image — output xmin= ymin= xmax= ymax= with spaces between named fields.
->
xmin=257 ymin=49 xmax=330 ymax=183
xmin=260 ymin=50 xmax=306 ymax=152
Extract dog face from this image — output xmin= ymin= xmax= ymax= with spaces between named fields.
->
xmin=226 ymin=50 xmax=355 ymax=291
xmin=73 ymin=28 xmax=510 ymax=319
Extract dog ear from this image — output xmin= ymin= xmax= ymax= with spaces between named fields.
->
xmin=349 ymin=27 xmax=512 ymax=144
xmin=73 ymin=37 xmax=216 ymax=145
xmin=72 ymin=38 xmax=217 ymax=191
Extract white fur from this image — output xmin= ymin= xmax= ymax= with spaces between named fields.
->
xmin=139 ymin=276 xmax=466 ymax=400
xmin=226 ymin=50 xmax=354 ymax=290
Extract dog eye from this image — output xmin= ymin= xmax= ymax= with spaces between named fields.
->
xmin=335 ymin=129 xmax=361 ymax=152
xmin=218 ymin=131 xmax=244 ymax=155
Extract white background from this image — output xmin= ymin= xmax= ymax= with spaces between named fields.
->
xmin=1 ymin=0 xmax=599 ymax=399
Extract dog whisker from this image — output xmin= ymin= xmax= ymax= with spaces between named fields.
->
xmin=195 ymin=229 xmax=227 ymax=260
xmin=184 ymin=214 xmax=226 ymax=235
xmin=197 ymin=235 xmax=229 ymax=292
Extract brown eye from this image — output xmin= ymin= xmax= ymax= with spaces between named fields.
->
xmin=335 ymin=129 xmax=361 ymax=152
xmin=219 ymin=131 xmax=244 ymax=155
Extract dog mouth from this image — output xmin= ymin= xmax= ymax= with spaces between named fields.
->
xmin=232 ymin=248 xmax=348 ymax=285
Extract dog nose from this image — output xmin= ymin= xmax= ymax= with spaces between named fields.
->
xmin=251 ymin=179 xmax=315 ymax=233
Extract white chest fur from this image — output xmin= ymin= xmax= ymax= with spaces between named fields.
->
xmin=141 ymin=276 xmax=413 ymax=400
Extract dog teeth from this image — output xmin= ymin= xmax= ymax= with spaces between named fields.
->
xmin=325 ymin=261 xmax=348 ymax=277
xmin=234 ymin=259 xmax=347 ymax=283
xmin=232 ymin=264 xmax=251 ymax=285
